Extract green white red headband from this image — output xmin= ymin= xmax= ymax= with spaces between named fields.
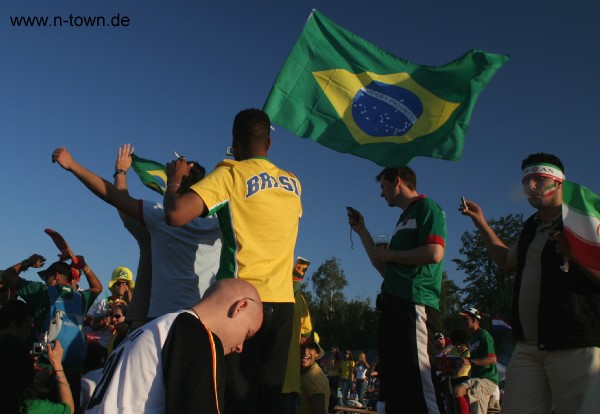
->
xmin=523 ymin=163 xmax=565 ymax=182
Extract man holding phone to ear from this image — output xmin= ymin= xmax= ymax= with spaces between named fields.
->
xmin=348 ymin=166 xmax=446 ymax=414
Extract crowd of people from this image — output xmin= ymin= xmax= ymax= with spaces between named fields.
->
xmin=1 ymin=107 xmax=599 ymax=414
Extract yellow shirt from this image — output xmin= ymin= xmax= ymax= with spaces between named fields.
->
xmin=340 ymin=360 xmax=355 ymax=380
xmin=300 ymin=363 xmax=330 ymax=414
xmin=448 ymin=345 xmax=471 ymax=379
xmin=191 ymin=158 xmax=302 ymax=302
xmin=282 ymin=292 xmax=312 ymax=393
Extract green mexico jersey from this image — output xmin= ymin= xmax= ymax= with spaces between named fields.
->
xmin=469 ymin=328 xmax=498 ymax=384
xmin=382 ymin=195 xmax=446 ymax=310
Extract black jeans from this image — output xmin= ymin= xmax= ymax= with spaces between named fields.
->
xmin=224 ymin=302 xmax=294 ymax=414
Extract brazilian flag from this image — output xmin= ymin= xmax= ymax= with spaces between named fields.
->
xmin=131 ymin=154 xmax=167 ymax=195
xmin=263 ymin=10 xmax=509 ymax=167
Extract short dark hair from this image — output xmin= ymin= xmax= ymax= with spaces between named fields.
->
xmin=521 ymin=153 xmax=564 ymax=173
xmin=376 ymin=166 xmax=417 ymax=191
xmin=179 ymin=161 xmax=206 ymax=193
xmin=232 ymin=108 xmax=271 ymax=147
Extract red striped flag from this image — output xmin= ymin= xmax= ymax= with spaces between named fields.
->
xmin=562 ymin=181 xmax=600 ymax=270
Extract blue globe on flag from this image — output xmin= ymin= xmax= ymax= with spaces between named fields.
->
xmin=351 ymin=81 xmax=423 ymax=138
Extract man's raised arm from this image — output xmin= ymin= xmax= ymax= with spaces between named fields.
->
xmin=52 ymin=147 xmax=141 ymax=221
xmin=1 ymin=254 xmax=46 ymax=288
xmin=460 ymin=199 xmax=514 ymax=272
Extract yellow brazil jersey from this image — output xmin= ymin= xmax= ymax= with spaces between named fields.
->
xmin=190 ymin=157 xmax=302 ymax=303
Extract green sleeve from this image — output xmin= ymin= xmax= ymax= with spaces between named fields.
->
xmin=17 ymin=279 xmax=48 ymax=307
xmin=81 ymin=290 xmax=100 ymax=314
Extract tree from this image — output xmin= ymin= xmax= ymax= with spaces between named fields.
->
xmin=300 ymin=257 xmax=378 ymax=351
xmin=334 ymin=297 xmax=378 ymax=351
xmin=452 ymin=213 xmax=524 ymax=321
xmin=309 ymin=257 xmax=348 ymax=322
xmin=439 ymin=271 xmax=463 ymax=333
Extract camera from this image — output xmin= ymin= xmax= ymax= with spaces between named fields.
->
xmin=32 ymin=341 xmax=53 ymax=355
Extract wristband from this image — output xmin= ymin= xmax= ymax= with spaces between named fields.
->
xmin=20 ymin=260 xmax=30 ymax=271
xmin=113 ymin=169 xmax=127 ymax=178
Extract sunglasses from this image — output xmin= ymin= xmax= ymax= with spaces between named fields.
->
xmin=114 ymin=281 xmax=129 ymax=286
xmin=111 ymin=314 xmax=123 ymax=320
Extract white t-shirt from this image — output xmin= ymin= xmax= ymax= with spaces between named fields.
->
xmin=141 ymin=201 xmax=221 ymax=317
xmin=85 ymin=310 xmax=224 ymax=414
xmin=355 ymin=363 xmax=368 ymax=380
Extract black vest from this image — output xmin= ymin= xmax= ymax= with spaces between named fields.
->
xmin=512 ymin=214 xmax=600 ymax=350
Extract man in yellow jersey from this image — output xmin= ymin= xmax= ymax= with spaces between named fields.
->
xmin=163 ymin=108 xmax=302 ymax=414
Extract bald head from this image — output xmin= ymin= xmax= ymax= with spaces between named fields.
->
xmin=193 ymin=279 xmax=263 ymax=355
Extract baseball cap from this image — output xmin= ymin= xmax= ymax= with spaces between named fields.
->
xmin=37 ymin=261 xmax=73 ymax=281
xmin=304 ymin=331 xmax=325 ymax=360
xmin=108 ymin=266 xmax=135 ymax=289
xmin=459 ymin=307 xmax=481 ymax=320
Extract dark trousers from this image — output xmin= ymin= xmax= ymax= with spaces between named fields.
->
xmin=377 ymin=293 xmax=445 ymax=414
xmin=328 ymin=375 xmax=340 ymax=410
xmin=224 ymin=302 xmax=294 ymax=414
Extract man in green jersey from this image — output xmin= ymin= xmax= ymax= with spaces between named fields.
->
xmin=349 ymin=166 xmax=446 ymax=414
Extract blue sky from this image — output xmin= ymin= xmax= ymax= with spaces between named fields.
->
xmin=2 ymin=1 xmax=599 ymax=311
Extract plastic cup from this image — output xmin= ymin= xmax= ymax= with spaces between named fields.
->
xmin=373 ymin=234 xmax=390 ymax=249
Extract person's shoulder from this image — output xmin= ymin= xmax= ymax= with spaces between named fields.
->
xmin=480 ymin=328 xmax=494 ymax=339
xmin=418 ymin=195 xmax=444 ymax=211
xmin=81 ymin=288 xmax=100 ymax=300
xmin=213 ymin=159 xmax=237 ymax=170
xmin=270 ymin=162 xmax=299 ymax=180
xmin=174 ymin=310 xmax=200 ymax=322
xmin=18 ymin=277 xmax=41 ymax=287
xmin=18 ymin=278 xmax=46 ymax=294
xmin=170 ymin=312 xmax=224 ymax=352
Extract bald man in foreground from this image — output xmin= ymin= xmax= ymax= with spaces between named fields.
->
xmin=85 ymin=279 xmax=263 ymax=414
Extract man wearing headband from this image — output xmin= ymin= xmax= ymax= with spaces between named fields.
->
xmin=461 ymin=153 xmax=600 ymax=413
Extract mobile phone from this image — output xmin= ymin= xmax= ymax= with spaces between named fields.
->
xmin=346 ymin=206 xmax=360 ymax=221
xmin=225 ymin=147 xmax=234 ymax=156
xmin=461 ymin=197 xmax=469 ymax=211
